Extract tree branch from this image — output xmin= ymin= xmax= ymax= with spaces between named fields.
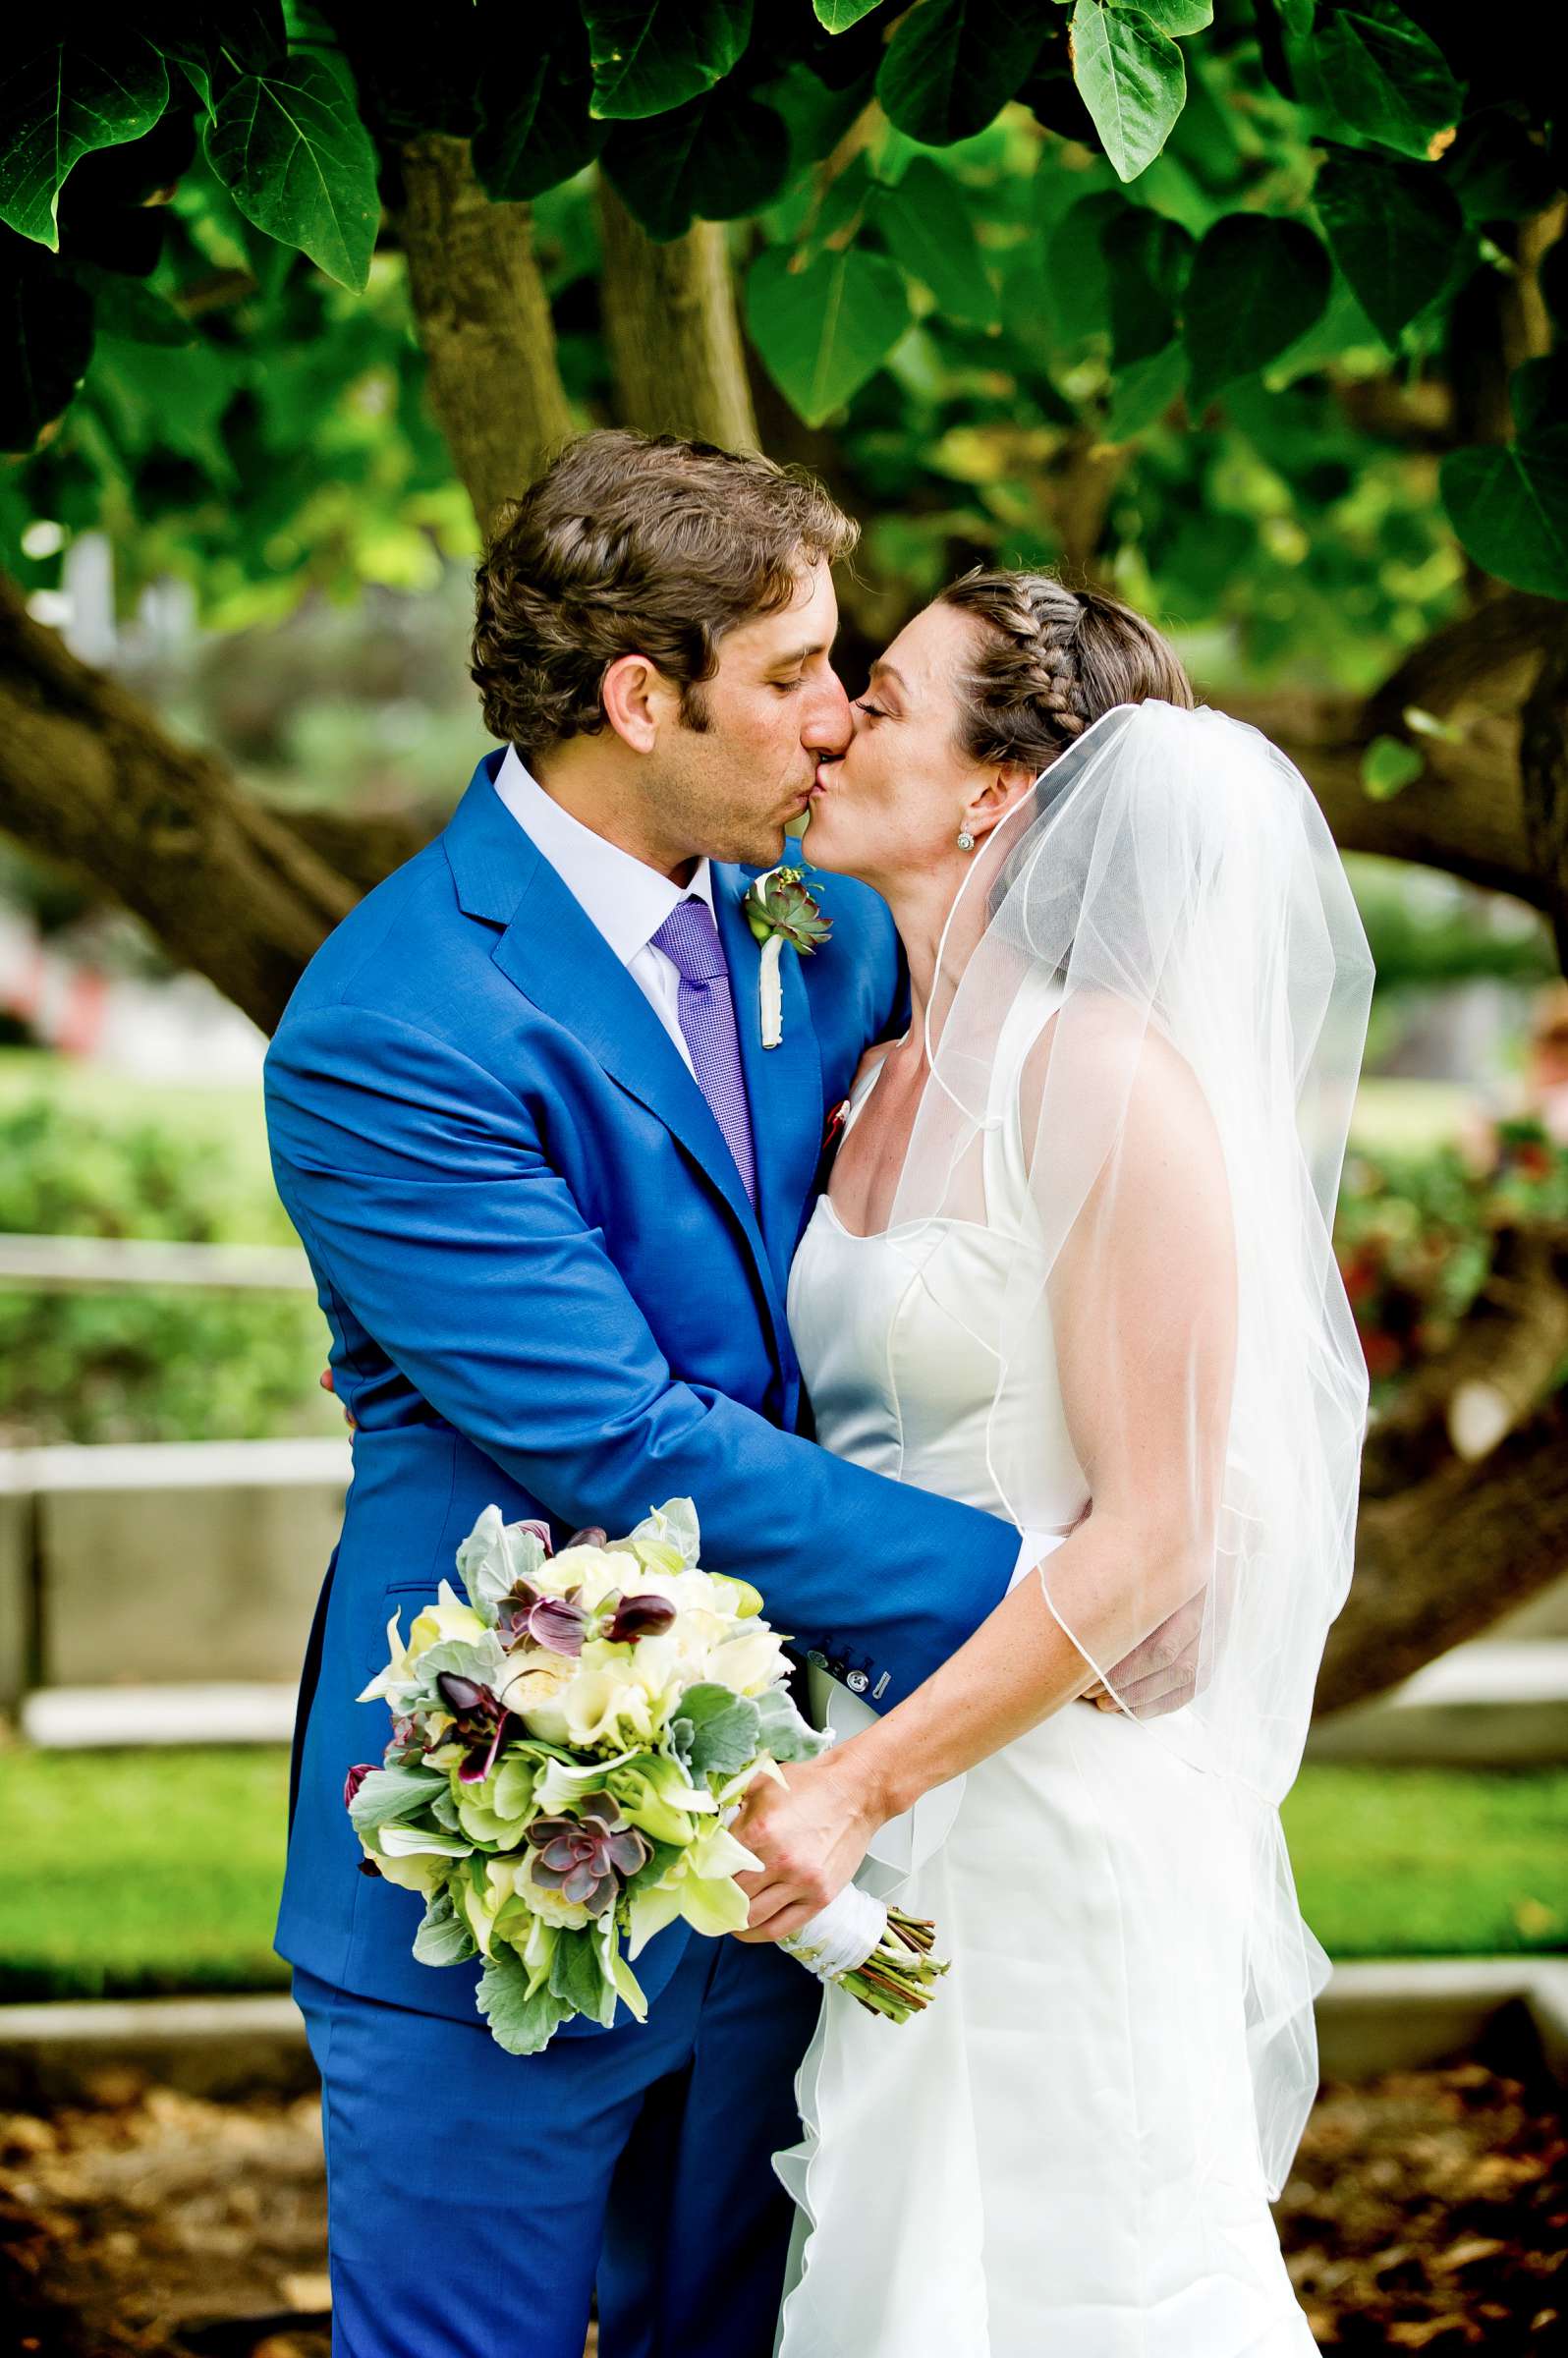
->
xmin=1519 ymin=608 xmax=1568 ymax=965
xmin=0 ymin=578 xmax=357 ymax=1034
xmin=399 ymin=134 xmax=576 ymax=539
xmin=595 ymin=178 xmax=758 ymax=449
xmin=1223 ymin=591 xmax=1567 ymax=911
xmin=1317 ymin=1391 xmax=1568 ymax=1714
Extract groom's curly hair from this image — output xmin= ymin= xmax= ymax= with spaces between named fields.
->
xmin=472 ymin=431 xmax=858 ymax=759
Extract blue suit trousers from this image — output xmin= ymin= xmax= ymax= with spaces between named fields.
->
xmin=294 ymin=1932 xmax=821 ymax=2358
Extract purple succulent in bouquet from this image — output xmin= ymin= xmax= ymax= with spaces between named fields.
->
xmin=527 ymin=1795 xmax=651 ymax=1918
xmin=435 ymin=1671 xmax=512 ymax=1784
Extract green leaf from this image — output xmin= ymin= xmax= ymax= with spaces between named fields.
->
xmin=0 ymin=36 xmax=170 ymax=252
xmin=548 ymin=1927 xmax=618 ymax=2025
xmin=1275 ymin=0 xmax=1315 ymax=30
xmin=746 ymin=243 xmax=912 ymax=426
xmin=88 ymin=333 xmax=241 ymax=480
xmin=1315 ymin=0 xmax=1465 ymax=162
xmin=669 ymin=1682 xmax=762 ymax=1781
xmin=0 ymin=240 xmax=95 ymax=453
xmin=870 ymin=160 xmax=999 ymax=327
xmin=752 ymin=1685 xmax=830 ymax=1765
xmin=1445 ymin=111 xmax=1562 ymax=230
xmin=585 ymin=1 xmax=754 ymax=122
xmin=1313 ymin=150 xmax=1466 ymax=346
xmin=476 ymin=1947 xmax=570 ymax=2054
xmin=1105 ymin=339 xmax=1185 ymax=437
xmin=473 ymin=28 xmax=607 ymax=202
xmin=1184 ymin=215 xmax=1331 ymax=409
xmin=603 ymin=91 xmax=789 ymax=240
xmin=1071 ymin=1 xmax=1187 ymax=184
xmin=70 ymin=263 xmax=194 ymax=348
xmin=412 ymin=1887 xmax=478 ymax=1968
xmin=813 ymin=0 xmax=884 ymax=24
xmin=1360 ymin=734 xmax=1425 ymax=800
xmin=153 ymin=3 xmax=291 ymax=118
xmin=762 ymin=63 xmax=873 ymax=176
xmin=1512 ymin=357 xmax=1568 ymax=438
xmin=1045 ymin=188 xmax=1134 ymax=342
xmin=348 ymin=1764 xmax=449 ymax=1836
xmin=1131 ymin=0 xmax=1212 ymax=30
xmin=1440 ymin=430 xmax=1568 ymax=599
xmin=877 ymin=0 xmax=1048 ymax=147
xmin=1101 ymin=205 xmax=1194 ymax=363
xmin=204 ymin=55 xmax=379 ymax=294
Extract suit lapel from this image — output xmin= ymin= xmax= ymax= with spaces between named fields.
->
xmin=712 ymin=866 xmax=823 ymax=1290
xmin=444 ymin=763 xmax=797 ymax=1367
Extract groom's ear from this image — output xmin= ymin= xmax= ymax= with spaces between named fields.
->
xmin=602 ymin=652 xmax=676 ymax=754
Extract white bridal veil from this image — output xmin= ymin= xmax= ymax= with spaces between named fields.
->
xmin=886 ymin=698 xmax=1374 ymax=2191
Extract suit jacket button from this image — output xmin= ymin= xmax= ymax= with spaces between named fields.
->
xmin=845 ymin=1669 xmax=868 ymax=1695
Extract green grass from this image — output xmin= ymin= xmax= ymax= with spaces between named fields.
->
xmin=0 ymin=1747 xmax=292 ymax=2002
xmin=1282 ymin=1764 xmax=1568 ymax=1961
xmin=0 ymin=1750 xmax=1563 ymax=2003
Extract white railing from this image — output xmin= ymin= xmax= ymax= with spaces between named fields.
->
xmin=0 ymin=1234 xmax=313 ymax=1293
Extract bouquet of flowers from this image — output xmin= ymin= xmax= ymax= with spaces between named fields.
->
xmin=347 ymin=1497 xmax=947 ymax=2052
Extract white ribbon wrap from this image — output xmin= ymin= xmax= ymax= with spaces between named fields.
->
xmin=780 ymin=1881 xmax=887 ymax=1983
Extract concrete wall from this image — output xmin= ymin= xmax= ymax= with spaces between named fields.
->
xmin=3 ymin=1438 xmax=350 ymax=1694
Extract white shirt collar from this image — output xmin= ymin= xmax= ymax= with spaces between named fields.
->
xmin=493 ymin=744 xmax=716 ymax=966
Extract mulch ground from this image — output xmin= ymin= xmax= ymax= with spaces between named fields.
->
xmin=1276 ymin=2062 xmax=1566 ymax=2351
xmin=0 ymin=2060 xmax=1561 ymax=2355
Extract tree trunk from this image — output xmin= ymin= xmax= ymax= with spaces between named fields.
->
xmin=595 ymin=178 xmax=759 ymax=449
xmin=0 ymin=578 xmax=356 ymax=1034
xmin=1317 ymin=1393 xmax=1568 ymax=1713
xmin=399 ymin=134 xmax=576 ymax=541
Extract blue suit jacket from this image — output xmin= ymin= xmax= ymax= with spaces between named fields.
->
xmin=265 ymin=754 xmax=1018 ymax=2024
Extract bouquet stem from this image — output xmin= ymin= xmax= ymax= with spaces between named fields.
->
xmin=782 ymin=1897 xmax=949 ymax=2024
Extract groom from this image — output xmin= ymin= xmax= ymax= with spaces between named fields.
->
xmin=267 ymin=431 xmax=1055 ymax=2357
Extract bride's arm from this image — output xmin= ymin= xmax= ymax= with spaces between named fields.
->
xmin=735 ymin=1030 xmax=1237 ymax=1941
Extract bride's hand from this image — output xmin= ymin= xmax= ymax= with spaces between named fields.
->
xmin=730 ymin=1748 xmax=886 ymax=1943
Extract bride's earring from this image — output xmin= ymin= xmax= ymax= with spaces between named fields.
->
xmin=957 ymin=825 xmax=976 ymax=852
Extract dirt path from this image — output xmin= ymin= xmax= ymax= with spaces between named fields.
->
xmin=1 ymin=2063 xmax=1560 ymax=2354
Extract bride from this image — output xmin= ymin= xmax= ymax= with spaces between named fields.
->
xmin=733 ymin=569 xmax=1373 ymax=2356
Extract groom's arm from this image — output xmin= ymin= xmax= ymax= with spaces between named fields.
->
xmin=266 ymin=1005 xmax=1017 ymax=1710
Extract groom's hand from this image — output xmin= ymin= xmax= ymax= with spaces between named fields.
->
xmin=1081 ymin=1591 xmax=1205 ymax=1719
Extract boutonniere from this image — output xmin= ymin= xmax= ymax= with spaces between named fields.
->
xmin=744 ymin=863 xmax=831 ymax=1049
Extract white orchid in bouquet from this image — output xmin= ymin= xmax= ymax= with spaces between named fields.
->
xmin=346 ymin=1498 xmax=947 ymax=2053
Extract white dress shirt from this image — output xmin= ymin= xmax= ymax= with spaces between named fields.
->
xmin=494 ymin=744 xmax=716 ymax=1079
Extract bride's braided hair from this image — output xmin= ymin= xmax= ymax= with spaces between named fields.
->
xmin=939 ymin=569 xmax=1193 ymax=773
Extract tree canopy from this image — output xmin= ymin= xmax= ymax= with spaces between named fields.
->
xmin=0 ymin=1 xmax=1566 ymax=1705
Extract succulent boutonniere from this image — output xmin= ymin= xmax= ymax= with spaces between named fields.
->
xmin=743 ymin=863 xmax=831 ymax=1049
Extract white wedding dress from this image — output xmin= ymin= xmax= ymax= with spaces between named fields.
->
xmin=775 ymin=979 xmax=1316 ymax=2358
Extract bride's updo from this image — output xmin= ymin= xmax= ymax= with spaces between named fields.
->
xmin=939 ymin=570 xmax=1193 ymax=774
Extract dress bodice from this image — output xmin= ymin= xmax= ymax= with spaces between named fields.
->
xmin=787 ymin=975 xmax=1089 ymax=1542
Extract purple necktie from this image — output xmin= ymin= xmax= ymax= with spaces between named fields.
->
xmin=651 ymin=897 xmax=757 ymax=1207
